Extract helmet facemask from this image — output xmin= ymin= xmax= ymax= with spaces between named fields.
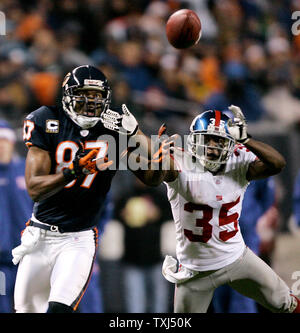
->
xmin=62 ymin=65 xmax=112 ymax=129
xmin=63 ymin=86 xmax=111 ymax=129
xmin=187 ymin=132 xmax=235 ymax=172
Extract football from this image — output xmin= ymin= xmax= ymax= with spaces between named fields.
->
xmin=166 ymin=9 xmax=202 ymax=49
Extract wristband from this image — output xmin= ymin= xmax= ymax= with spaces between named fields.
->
xmin=63 ymin=168 xmax=77 ymax=182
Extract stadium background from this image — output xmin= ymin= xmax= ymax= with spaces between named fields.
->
xmin=1 ymin=0 xmax=300 ymax=312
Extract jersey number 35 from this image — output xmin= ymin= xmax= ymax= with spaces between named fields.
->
xmin=184 ymin=196 xmax=240 ymax=243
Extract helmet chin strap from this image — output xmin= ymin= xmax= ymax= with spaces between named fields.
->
xmin=62 ymin=84 xmax=111 ymax=129
xmin=187 ymin=140 xmax=222 ymax=172
xmin=74 ymin=114 xmax=100 ymax=129
xmin=199 ymin=156 xmax=221 ymax=172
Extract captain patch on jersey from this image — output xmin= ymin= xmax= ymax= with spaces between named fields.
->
xmin=46 ymin=120 xmax=59 ymax=133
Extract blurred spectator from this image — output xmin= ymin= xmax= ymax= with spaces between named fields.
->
xmin=293 ymin=170 xmax=300 ymax=228
xmin=263 ymin=90 xmax=300 ymax=126
xmin=256 ymin=203 xmax=280 ymax=267
xmin=212 ymin=178 xmax=276 ymax=313
xmin=0 ymin=120 xmax=33 ymax=312
xmin=118 ymin=40 xmax=155 ymax=92
xmin=47 ymin=0 xmax=101 ymax=53
xmin=57 ymin=22 xmax=94 ymax=69
xmin=241 ymin=178 xmax=276 ymax=256
xmin=0 ymin=0 xmax=298 ymax=128
xmin=262 ymin=72 xmax=300 ymax=127
xmin=204 ymin=61 xmax=265 ymax=122
xmin=15 ymin=9 xmax=45 ymax=43
xmin=0 ymin=54 xmax=30 ymax=124
xmin=244 ymin=43 xmax=268 ymax=93
xmin=27 ymin=72 xmax=60 ymax=106
xmin=261 ymin=32 xmax=300 ymax=126
xmin=114 ymin=175 xmax=172 ymax=313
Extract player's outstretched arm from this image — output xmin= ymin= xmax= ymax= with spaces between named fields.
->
xmin=227 ymin=105 xmax=286 ymax=181
xmin=101 ymin=105 xmax=178 ymax=185
xmin=125 ymin=150 xmax=178 ymax=186
xmin=25 ymin=146 xmax=70 ymax=201
xmin=102 ymin=104 xmax=153 ymax=159
xmin=244 ymin=139 xmax=286 ymax=180
xmin=25 ymin=144 xmax=105 ymax=201
xmin=123 ymin=124 xmax=179 ymax=186
xmin=128 ymin=153 xmax=178 ymax=187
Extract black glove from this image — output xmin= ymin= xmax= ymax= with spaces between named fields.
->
xmin=63 ymin=142 xmax=98 ymax=181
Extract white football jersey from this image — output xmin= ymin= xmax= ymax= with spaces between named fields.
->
xmin=165 ymin=145 xmax=257 ymax=271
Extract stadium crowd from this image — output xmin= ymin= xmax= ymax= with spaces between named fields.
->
xmin=0 ymin=0 xmax=300 ymax=131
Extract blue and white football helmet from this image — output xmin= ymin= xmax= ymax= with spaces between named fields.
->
xmin=187 ymin=110 xmax=235 ymax=172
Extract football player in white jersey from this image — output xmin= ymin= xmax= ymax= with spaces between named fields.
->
xmin=104 ymin=104 xmax=300 ymax=313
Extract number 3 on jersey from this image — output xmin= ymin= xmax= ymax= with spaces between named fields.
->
xmin=184 ymin=196 xmax=240 ymax=243
xmin=56 ymin=140 xmax=108 ymax=188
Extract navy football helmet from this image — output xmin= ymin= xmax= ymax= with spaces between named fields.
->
xmin=187 ymin=110 xmax=235 ymax=172
xmin=62 ymin=65 xmax=112 ymax=129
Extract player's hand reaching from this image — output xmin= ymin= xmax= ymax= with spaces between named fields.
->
xmin=227 ymin=105 xmax=251 ymax=144
xmin=152 ymin=124 xmax=178 ymax=165
xmin=101 ymin=104 xmax=139 ymax=136
xmin=63 ymin=142 xmax=113 ymax=181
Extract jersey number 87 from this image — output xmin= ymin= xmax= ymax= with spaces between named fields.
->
xmin=56 ymin=140 xmax=108 ymax=189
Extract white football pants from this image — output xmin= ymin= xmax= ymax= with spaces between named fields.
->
xmin=14 ymin=227 xmax=98 ymax=313
xmin=174 ymin=247 xmax=297 ymax=313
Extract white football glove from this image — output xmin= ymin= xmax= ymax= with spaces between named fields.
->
xmin=227 ymin=105 xmax=251 ymax=144
xmin=101 ymin=104 xmax=139 ymax=136
xmin=12 ymin=226 xmax=41 ymax=265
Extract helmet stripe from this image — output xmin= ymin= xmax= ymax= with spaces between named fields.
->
xmin=215 ymin=110 xmax=221 ymax=128
xmin=72 ymin=68 xmax=80 ymax=85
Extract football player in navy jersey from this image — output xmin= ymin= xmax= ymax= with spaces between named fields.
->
xmin=12 ymin=65 xmax=152 ymax=313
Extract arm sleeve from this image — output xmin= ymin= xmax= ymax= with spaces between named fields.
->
xmin=234 ymin=145 xmax=257 ymax=184
xmin=23 ymin=108 xmax=52 ymax=151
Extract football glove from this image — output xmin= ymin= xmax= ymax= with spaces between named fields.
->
xmin=227 ymin=105 xmax=251 ymax=144
xmin=63 ymin=142 xmax=112 ymax=181
xmin=101 ymin=104 xmax=139 ymax=136
xmin=152 ymin=124 xmax=178 ymax=165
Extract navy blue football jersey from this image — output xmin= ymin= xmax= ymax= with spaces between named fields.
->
xmin=23 ymin=105 xmax=120 ymax=232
